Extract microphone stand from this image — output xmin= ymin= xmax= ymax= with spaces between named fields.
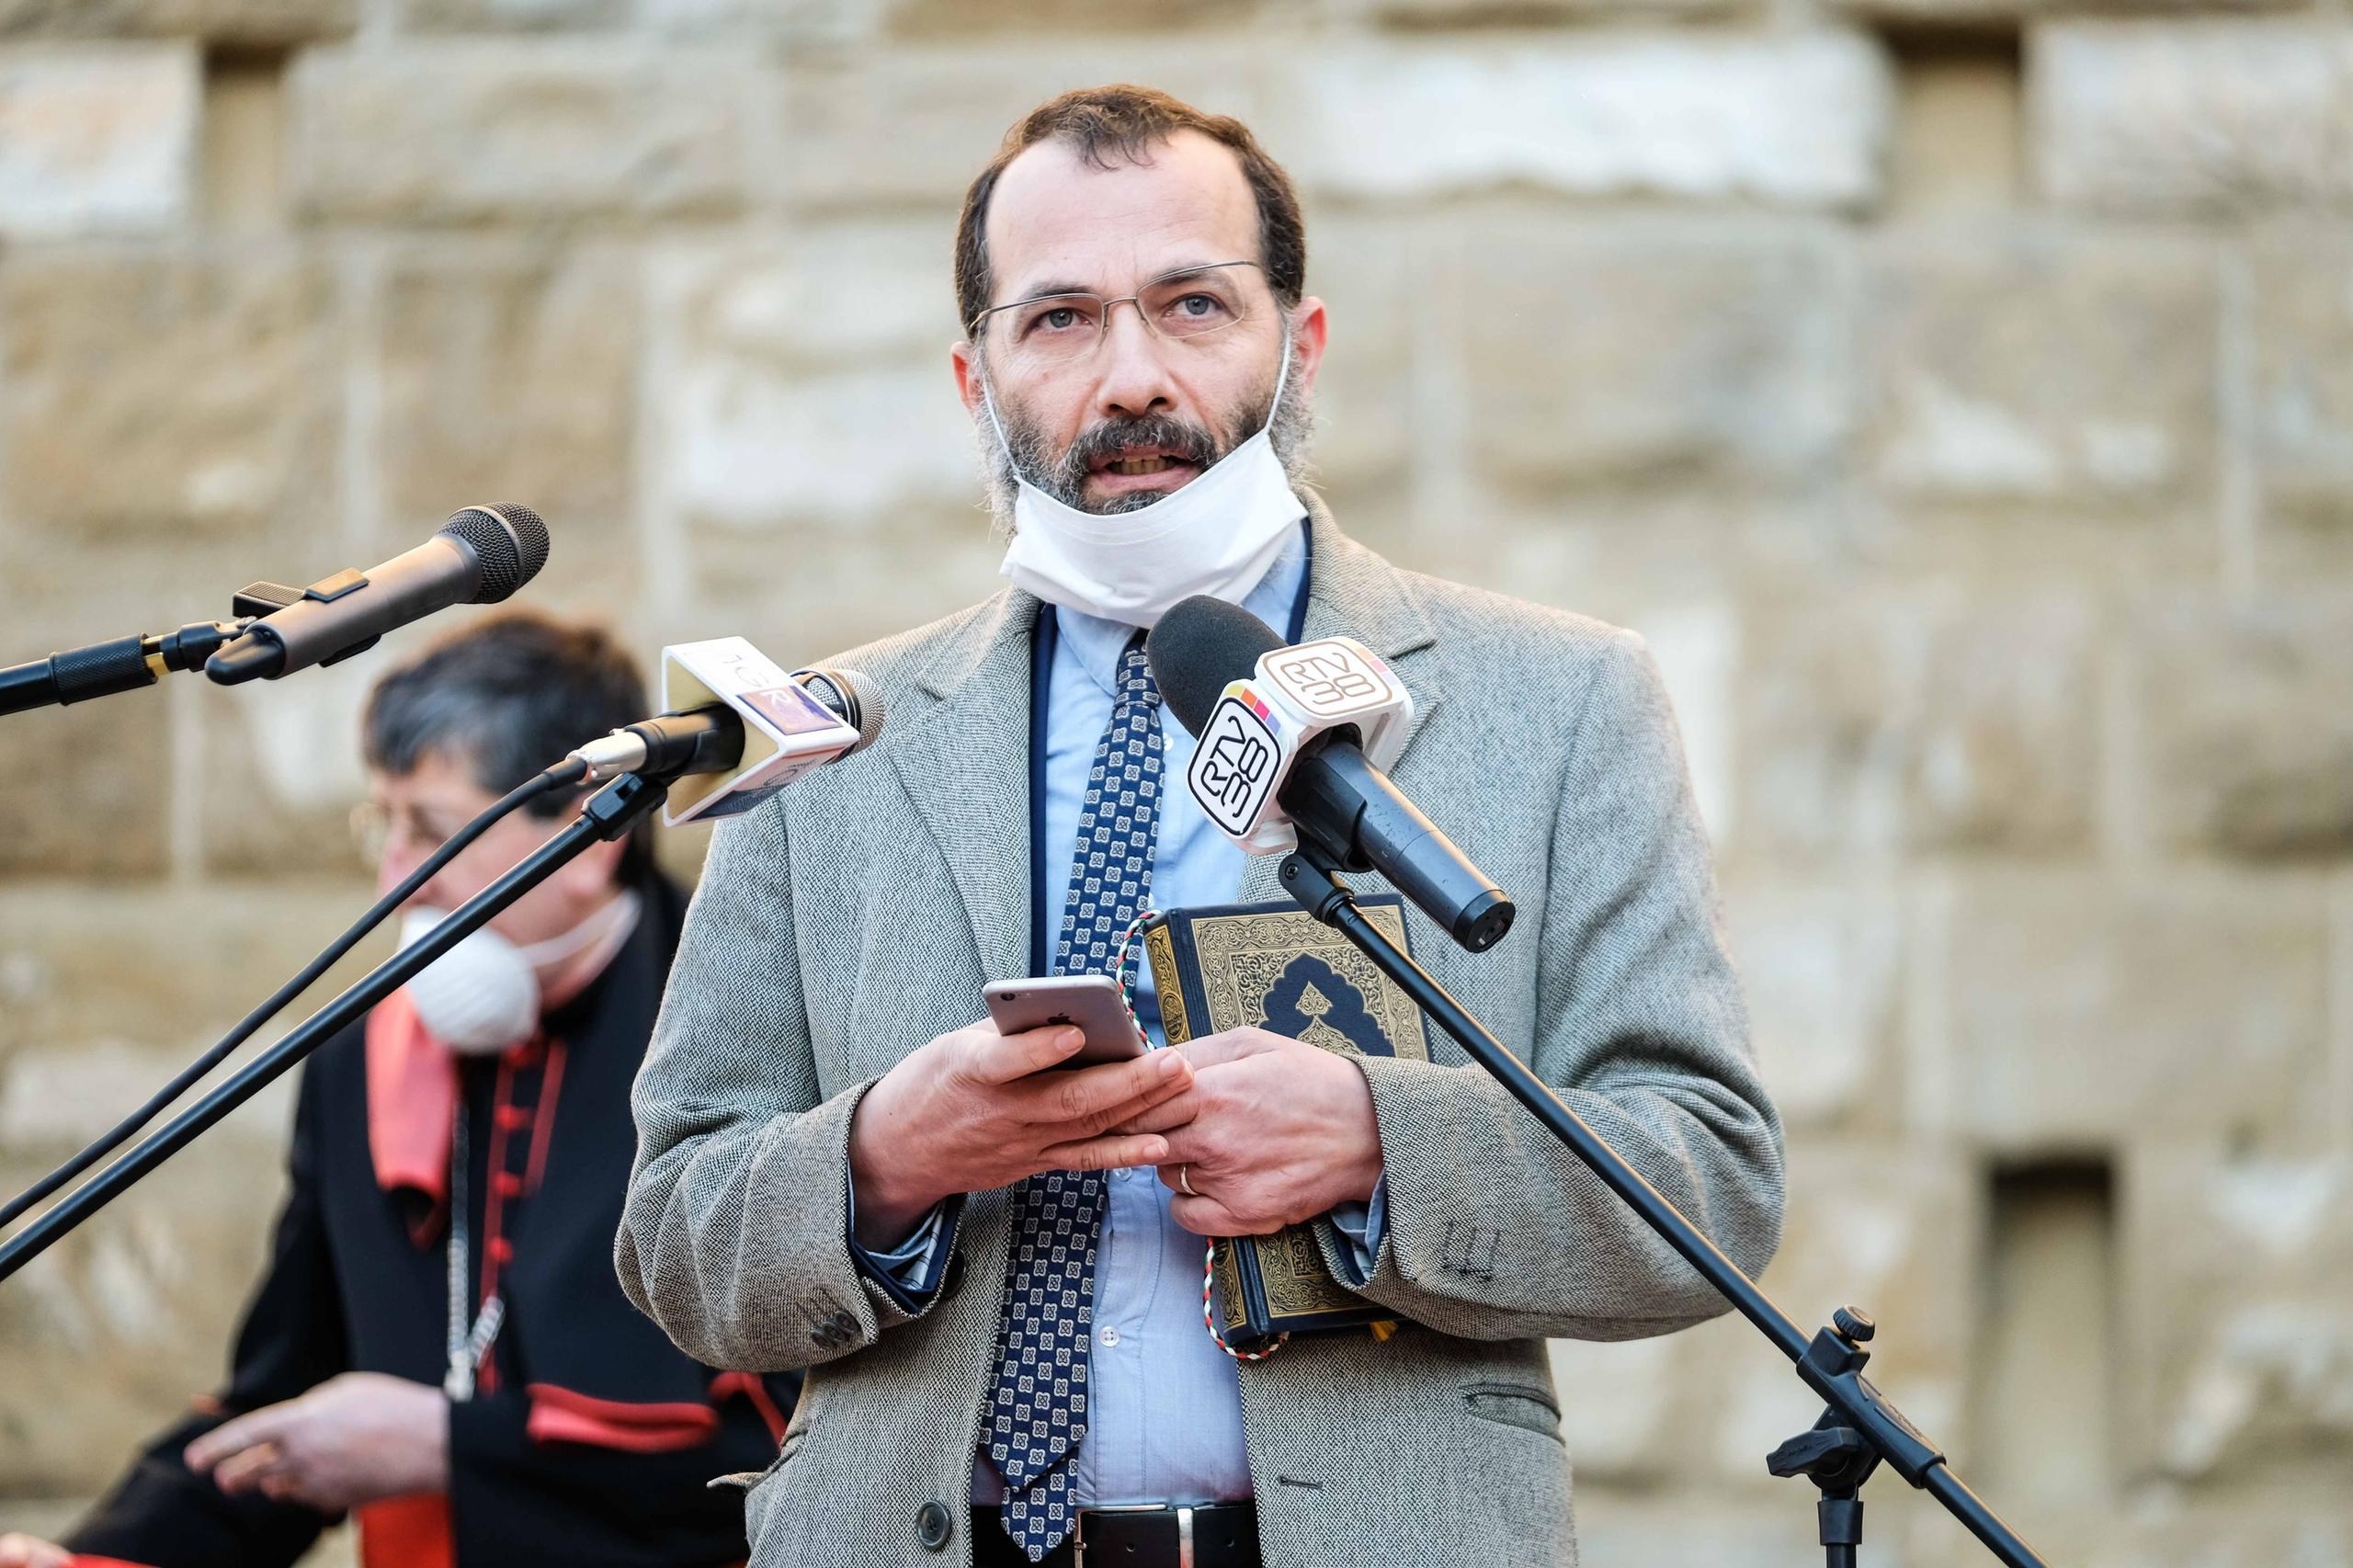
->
xmin=0 ymin=618 xmax=253 ymax=717
xmin=0 ymin=577 xmax=350 ymax=718
xmin=0 ymin=770 xmax=672 ymax=1286
xmin=1275 ymin=844 xmax=2049 ymax=1568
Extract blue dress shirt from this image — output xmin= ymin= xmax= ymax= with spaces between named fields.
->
xmin=849 ymin=522 xmax=1384 ymax=1507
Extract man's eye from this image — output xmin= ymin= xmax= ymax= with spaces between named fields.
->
xmin=1031 ymin=305 xmax=1090 ymax=335
xmin=1175 ymin=293 xmax=1222 ymax=318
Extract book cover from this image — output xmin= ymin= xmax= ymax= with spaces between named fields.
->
xmin=1142 ymin=896 xmax=1431 ymax=1347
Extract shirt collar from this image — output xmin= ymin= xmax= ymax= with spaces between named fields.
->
xmin=1051 ymin=519 xmax=1311 ymax=703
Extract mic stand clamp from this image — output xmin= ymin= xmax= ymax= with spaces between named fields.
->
xmin=1767 ymin=1306 xmax=1905 ymax=1567
xmin=1273 ymin=841 xmax=2045 ymax=1568
xmin=0 ymin=615 xmax=255 ymax=718
xmin=230 ymin=573 xmax=381 ymax=671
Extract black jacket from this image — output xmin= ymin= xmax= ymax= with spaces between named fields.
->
xmin=69 ymin=876 xmax=794 ymax=1568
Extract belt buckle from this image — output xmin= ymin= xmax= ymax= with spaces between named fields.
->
xmin=1074 ymin=1503 xmax=1194 ymax=1568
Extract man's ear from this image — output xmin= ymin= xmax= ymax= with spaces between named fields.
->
xmin=1288 ymin=297 xmax=1330 ymax=397
xmin=951 ymin=340 xmax=982 ymax=418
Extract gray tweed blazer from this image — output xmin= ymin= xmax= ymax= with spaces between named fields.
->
xmin=617 ymin=504 xmax=1786 ymax=1568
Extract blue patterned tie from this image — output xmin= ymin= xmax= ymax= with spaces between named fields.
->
xmin=987 ymin=633 xmax=1163 ymax=1562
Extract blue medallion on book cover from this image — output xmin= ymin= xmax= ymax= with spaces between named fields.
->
xmin=1141 ymin=896 xmax=1433 ymax=1347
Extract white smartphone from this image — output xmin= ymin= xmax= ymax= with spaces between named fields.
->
xmin=983 ymin=974 xmax=1144 ymax=1068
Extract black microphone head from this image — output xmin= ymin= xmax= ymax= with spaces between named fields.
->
xmin=791 ymin=665 xmax=886 ymax=756
xmin=442 ymin=504 xmax=550 ymax=603
xmin=1147 ymin=595 xmax=1285 ymax=734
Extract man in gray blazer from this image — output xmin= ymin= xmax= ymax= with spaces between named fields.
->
xmin=620 ymin=84 xmax=1785 ymax=1568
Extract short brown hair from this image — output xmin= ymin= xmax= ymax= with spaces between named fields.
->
xmin=954 ymin=85 xmax=1306 ymax=335
xmin=363 ymin=608 xmax=657 ymax=884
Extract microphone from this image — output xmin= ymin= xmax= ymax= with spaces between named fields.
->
xmin=1148 ymin=596 xmax=1515 ymax=953
xmin=206 ymin=505 xmax=551 ymax=686
xmin=569 ymin=638 xmax=885 ymax=826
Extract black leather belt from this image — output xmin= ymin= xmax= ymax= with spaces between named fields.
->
xmin=969 ymin=1501 xmax=1260 ymax=1568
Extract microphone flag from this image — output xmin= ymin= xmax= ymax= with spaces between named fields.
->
xmin=1185 ymin=634 xmax=1414 ymax=853
xmin=661 ymin=637 xmax=861 ymax=825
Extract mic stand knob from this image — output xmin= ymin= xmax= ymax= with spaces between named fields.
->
xmin=1767 ymin=1306 xmax=1895 ymax=1567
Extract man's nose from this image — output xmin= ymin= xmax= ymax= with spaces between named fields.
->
xmin=1091 ymin=304 xmax=1178 ymax=422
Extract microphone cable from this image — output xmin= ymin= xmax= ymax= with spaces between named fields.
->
xmin=0 ymin=757 xmax=591 ymax=1233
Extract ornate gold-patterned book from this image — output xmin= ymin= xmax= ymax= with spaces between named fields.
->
xmin=1141 ymin=896 xmax=1431 ymax=1349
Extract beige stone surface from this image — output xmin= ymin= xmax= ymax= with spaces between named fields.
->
xmin=376 ymin=243 xmax=642 ymax=605
xmin=2134 ymin=597 xmax=2353 ymax=859
xmin=1363 ymin=0 xmax=1742 ymax=19
xmin=2031 ymin=20 xmax=2353 ymax=215
xmin=0 ymin=43 xmax=196 ymax=239
xmin=1937 ymin=869 xmax=2332 ymax=1151
xmin=1859 ymin=233 xmax=2218 ymax=548
xmin=1458 ymin=222 xmax=1851 ymax=498
xmin=0 ymin=0 xmax=354 ymax=40
xmin=774 ymin=45 xmax=1276 ymax=211
xmin=288 ymin=42 xmax=755 ymax=223
xmin=1279 ymin=33 xmax=1895 ymax=210
xmin=0 ymin=881 xmax=388 ymax=1069
xmin=197 ymin=641 xmax=383 ymax=876
xmin=647 ymin=233 xmax=977 ymax=553
xmin=400 ymin=0 xmax=629 ymax=28
xmin=1841 ymin=0 xmax=2301 ymax=22
xmin=0 ymin=699 xmax=174 ymax=880
xmin=880 ymin=0 xmax=1264 ymax=37
xmin=1720 ymin=872 xmax=1907 ymax=1132
xmin=1886 ymin=47 xmax=2021 ymax=217
xmin=0 ymin=244 xmax=340 ymax=546
xmin=2248 ymin=231 xmax=2353 ymax=578
xmin=1733 ymin=592 xmax=2098 ymax=859
xmin=2119 ymin=1149 xmax=2353 ymax=1486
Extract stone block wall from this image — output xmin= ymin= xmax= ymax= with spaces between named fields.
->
xmin=0 ymin=3 xmax=2348 ymax=1563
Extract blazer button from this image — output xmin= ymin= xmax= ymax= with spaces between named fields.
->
xmin=830 ymin=1309 xmax=858 ymax=1338
xmin=915 ymin=1499 xmax=953 ymax=1551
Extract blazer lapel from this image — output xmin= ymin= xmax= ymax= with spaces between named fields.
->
xmin=1299 ymin=496 xmax=1444 ymax=756
xmin=885 ymin=589 xmax=1040 ymax=984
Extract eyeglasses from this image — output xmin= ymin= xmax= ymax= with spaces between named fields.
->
xmin=969 ymin=260 xmax=1266 ymax=366
xmin=350 ymin=799 xmax=545 ymax=869
xmin=351 ymin=801 xmax=463 ymax=868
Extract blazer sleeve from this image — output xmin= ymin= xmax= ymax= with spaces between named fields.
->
xmin=63 ymin=1065 xmax=347 ymax=1568
xmin=1315 ymin=629 xmax=1787 ymax=1342
xmin=616 ymin=801 xmax=951 ymax=1374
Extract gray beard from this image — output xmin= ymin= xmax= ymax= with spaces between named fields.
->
xmin=976 ymin=333 xmax=1319 ymax=537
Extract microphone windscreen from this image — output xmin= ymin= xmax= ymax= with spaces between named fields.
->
xmin=443 ymin=504 xmax=551 ymax=603
xmin=1148 ymin=595 xmax=1284 ymax=733
xmin=791 ymin=665 xmax=886 ymax=756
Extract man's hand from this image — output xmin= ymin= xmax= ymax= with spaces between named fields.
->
xmin=183 ymin=1372 xmax=449 ymax=1513
xmin=1120 ymin=1028 xmax=1384 ymax=1237
xmin=847 ymin=1021 xmax=1194 ymax=1247
xmin=0 ymin=1535 xmax=69 ymax=1568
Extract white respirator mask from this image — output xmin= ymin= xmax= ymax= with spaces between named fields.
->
xmin=988 ymin=334 xmax=1304 ymax=629
xmin=395 ymin=891 xmax=641 ymax=1055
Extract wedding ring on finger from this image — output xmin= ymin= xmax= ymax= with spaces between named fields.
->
xmin=1178 ymin=1164 xmax=1196 ymax=1196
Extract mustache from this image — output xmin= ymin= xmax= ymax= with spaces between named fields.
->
xmin=1054 ymin=413 xmax=1223 ymax=488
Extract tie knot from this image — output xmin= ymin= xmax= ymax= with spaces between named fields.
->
xmin=1117 ymin=633 xmax=1158 ymax=706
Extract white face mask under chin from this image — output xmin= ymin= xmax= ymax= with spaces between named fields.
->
xmin=987 ymin=335 xmax=1305 ymax=629
xmin=396 ymin=892 xmax=642 ymax=1056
